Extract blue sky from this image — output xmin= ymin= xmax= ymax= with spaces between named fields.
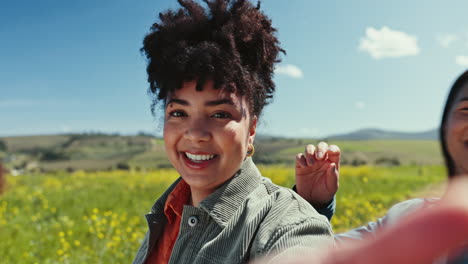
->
xmin=1 ymin=0 xmax=468 ymax=138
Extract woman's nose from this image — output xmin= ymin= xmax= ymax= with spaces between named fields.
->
xmin=184 ymin=119 xmax=212 ymax=142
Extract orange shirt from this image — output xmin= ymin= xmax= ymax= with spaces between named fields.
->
xmin=146 ymin=180 xmax=191 ymax=264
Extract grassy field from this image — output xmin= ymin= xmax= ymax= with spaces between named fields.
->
xmin=0 ymin=165 xmax=446 ymax=263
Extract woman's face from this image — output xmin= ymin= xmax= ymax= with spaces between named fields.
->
xmin=445 ymin=82 xmax=468 ymax=175
xmin=163 ymin=80 xmax=256 ymax=196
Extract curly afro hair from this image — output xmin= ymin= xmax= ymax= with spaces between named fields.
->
xmin=141 ymin=0 xmax=283 ymax=117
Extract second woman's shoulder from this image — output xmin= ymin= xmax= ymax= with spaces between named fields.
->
xmin=382 ymin=197 xmax=440 ymax=226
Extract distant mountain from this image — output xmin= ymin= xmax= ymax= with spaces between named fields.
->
xmin=326 ymin=128 xmax=438 ymax=140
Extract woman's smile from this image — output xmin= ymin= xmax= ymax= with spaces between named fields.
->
xmin=184 ymin=152 xmax=216 ymax=162
xmin=181 ymin=151 xmax=219 ymax=169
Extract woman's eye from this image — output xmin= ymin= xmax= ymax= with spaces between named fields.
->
xmin=457 ymin=106 xmax=468 ymax=113
xmin=212 ymin=112 xmax=232 ymax=119
xmin=168 ymin=111 xmax=186 ymax=117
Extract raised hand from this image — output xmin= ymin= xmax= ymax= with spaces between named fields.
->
xmin=295 ymin=142 xmax=340 ymax=207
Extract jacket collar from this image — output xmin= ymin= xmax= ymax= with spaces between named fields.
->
xmin=149 ymin=158 xmax=262 ymax=227
xmin=198 ymin=157 xmax=262 ymax=227
xmin=150 ymin=178 xmax=183 ymax=214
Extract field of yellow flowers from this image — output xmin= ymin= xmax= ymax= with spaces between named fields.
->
xmin=0 ymin=165 xmax=445 ymax=263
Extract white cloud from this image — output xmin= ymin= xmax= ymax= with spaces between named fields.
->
xmin=455 ymin=55 xmax=468 ymax=66
xmin=355 ymin=102 xmax=365 ymax=109
xmin=359 ymin=26 xmax=420 ymax=59
xmin=436 ymin=33 xmax=458 ymax=48
xmin=274 ymin=64 xmax=304 ymax=79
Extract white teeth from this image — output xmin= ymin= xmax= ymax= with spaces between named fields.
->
xmin=185 ymin=152 xmax=215 ymax=161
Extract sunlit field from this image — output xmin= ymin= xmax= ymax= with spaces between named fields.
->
xmin=0 ymin=165 xmax=445 ymax=263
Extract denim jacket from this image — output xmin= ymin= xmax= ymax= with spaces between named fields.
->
xmin=132 ymin=158 xmax=333 ymax=264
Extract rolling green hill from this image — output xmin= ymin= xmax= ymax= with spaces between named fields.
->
xmin=0 ymin=133 xmax=443 ymax=172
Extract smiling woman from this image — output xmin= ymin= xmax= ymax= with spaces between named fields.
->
xmin=131 ymin=0 xmax=333 ymax=263
xmin=442 ymin=71 xmax=468 ymax=177
xmin=163 ymin=80 xmax=256 ymax=205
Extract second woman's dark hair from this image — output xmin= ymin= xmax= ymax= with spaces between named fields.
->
xmin=440 ymin=70 xmax=468 ymax=177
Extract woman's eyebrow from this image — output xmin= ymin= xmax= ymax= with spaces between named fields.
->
xmin=166 ymin=98 xmax=189 ymax=106
xmin=205 ymin=98 xmax=234 ymax=106
xmin=459 ymin=97 xmax=468 ymax=102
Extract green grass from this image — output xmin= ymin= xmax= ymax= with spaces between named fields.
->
xmin=0 ymin=169 xmax=179 ymax=263
xmin=331 ymin=165 xmax=445 ymax=230
xmin=0 ymin=164 xmax=446 ymax=263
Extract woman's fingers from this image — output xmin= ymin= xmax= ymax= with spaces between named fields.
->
xmin=305 ymin=144 xmax=316 ymax=166
xmin=316 ymin=142 xmax=328 ymax=160
xmin=327 ymin=145 xmax=341 ymax=170
xmin=298 ymin=143 xmax=339 ymax=167
xmin=296 ymin=153 xmax=307 ymax=168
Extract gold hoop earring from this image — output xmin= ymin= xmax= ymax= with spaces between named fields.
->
xmin=246 ymin=144 xmax=255 ymax=157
